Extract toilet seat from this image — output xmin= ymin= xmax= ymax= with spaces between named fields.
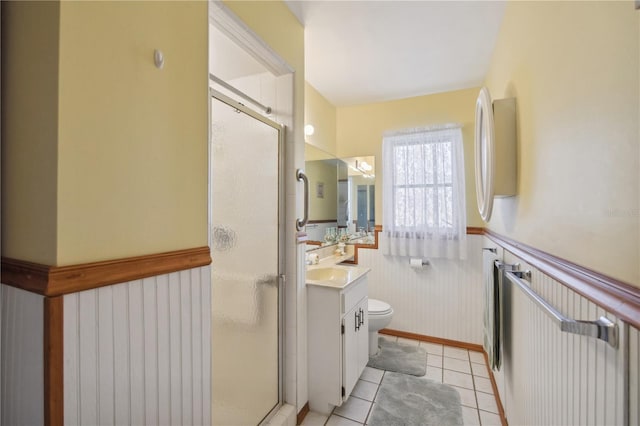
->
xmin=368 ymin=298 xmax=393 ymax=316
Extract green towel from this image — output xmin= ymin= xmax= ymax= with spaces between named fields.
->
xmin=483 ymin=256 xmax=502 ymax=371
xmin=492 ymin=262 xmax=502 ymax=370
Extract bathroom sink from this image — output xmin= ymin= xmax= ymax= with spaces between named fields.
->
xmin=306 ymin=267 xmax=349 ymax=282
xmin=306 ymin=265 xmax=370 ymax=289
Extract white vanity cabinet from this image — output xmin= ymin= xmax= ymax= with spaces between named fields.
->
xmin=341 ymin=295 xmax=369 ymax=398
xmin=307 ymin=271 xmax=369 ymax=415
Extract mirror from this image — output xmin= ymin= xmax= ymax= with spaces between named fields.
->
xmin=474 ymin=87 xmax=495 ymax=222
xmin=304 ymin=143 xmax=376 ymax=248
xmin=342 ymin=156 xmax=376 ymax=233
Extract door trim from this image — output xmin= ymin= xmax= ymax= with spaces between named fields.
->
xmin=208 ymin=1 xmax=293 ymax=76
xmin=208 ymin=0 xmax=296 ymax=416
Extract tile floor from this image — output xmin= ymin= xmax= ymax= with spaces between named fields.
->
xmin=301 ymin=335 xmax=502 ymax=426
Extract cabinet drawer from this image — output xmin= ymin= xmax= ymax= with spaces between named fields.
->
xmin=342 ymin=277 xmax=367 ymax=314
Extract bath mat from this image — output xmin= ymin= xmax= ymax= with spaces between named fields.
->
xmin=367 ymin=338 xmax=427 ymax=376
xmin=368 ymin=372 xmax=463 ymax=426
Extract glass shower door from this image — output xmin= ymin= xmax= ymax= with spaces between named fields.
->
xmin=210 ymin=92 xmax=282 ymax=425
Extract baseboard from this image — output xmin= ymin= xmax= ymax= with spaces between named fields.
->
xmin=379 ymin=328 xmax=507 ymax=426
xmin=379 ymin=329 xmax=483 ymax=352
xmin=296 ymin=402 xmax=309 ymax=425
xmin=481 ymin=351 xmax=508 ymax=426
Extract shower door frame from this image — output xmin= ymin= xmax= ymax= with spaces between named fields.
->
xmin=208 ymin=88 xmax=286 ymax=424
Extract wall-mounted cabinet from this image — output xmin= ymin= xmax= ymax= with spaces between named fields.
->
xmin=492 ymin=97 xmax=517 ymax=197
xmin=307 ymin=273 xmax=369 ymax=414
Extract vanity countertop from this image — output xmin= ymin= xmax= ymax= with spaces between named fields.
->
xmin=306 ymin=264 xmax=370 ymax=290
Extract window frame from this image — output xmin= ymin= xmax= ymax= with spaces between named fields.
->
xmin=387 ymin=131 xmax=461 ymax=239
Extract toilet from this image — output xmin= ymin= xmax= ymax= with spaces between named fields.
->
xmin=368 ymin=298 xmax=394 ymax=356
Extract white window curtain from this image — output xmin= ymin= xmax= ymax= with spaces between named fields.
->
xmin=382 ymin=124 xmax=467 ymax=259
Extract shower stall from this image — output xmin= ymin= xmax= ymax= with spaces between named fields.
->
xmin=209 ymin=90 xmax=285 ymax=425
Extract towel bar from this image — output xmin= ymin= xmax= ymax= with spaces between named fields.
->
xmin=495 ymin=260 xmax=520 ymax=271
xmin=504 ymin=270 xmax=618 ymax=348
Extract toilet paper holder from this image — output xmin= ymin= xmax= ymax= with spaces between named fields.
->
xmin=409 ymin=258 xmax=430 ymax=267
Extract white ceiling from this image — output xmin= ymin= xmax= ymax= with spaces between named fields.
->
xmin=285 ymin=1 xmax=506 ymax=107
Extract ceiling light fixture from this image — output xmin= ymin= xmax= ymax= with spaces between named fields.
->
xmin=356 ymin=160 xmax=372 ymax=173
xmin=354 ymin=160 xmax=375 ymax=178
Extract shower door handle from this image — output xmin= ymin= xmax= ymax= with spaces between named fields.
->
xmin=296 ymin=169 xmax=309 ymax=231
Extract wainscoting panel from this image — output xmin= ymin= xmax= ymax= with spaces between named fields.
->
xmin=356 ymin=234 xmax=484 ymax=345
xmin=63 ymin=266 xmax=211 ymax=426
xmin=491 ymin=244 xmax=630 ymax=426
xmin=0 ymin=284 xmax=45 ymax=425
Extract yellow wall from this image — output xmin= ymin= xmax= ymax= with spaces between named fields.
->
xmin=305 ymin=82 xmax=337 ymax=155
xmin=485 ymin=1 xmax=639 ymax=285
xmin=1 ymin=1 xmax=60 ymax=265
xmin=336 ymin=87 xmax=483 ymax=228
xmin=56 ymin=1 xmax=208 ymax=265
xmin=2 ymin=0 xmax=209 ymax=266
xmin=306 ymin=160 xmax=338 ymax=221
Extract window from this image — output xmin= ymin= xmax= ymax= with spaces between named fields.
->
xmin=382 ymin=125 xmax=467 ymax=259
